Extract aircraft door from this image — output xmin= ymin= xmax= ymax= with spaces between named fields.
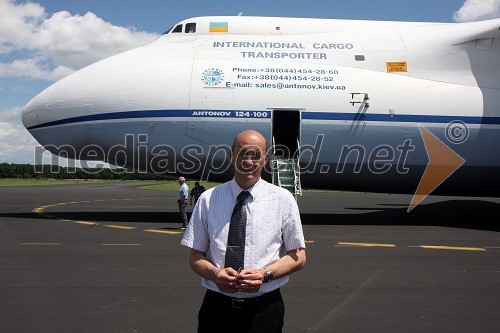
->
xmin=272 ymin=110 xmax=301 ymax=158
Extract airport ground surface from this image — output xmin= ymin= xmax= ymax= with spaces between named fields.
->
xmin=0 ymin=181 xmax=499 ymax=332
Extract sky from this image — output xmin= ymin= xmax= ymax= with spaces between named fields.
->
xmin=1 ymin=0 xmax=499 ymax=165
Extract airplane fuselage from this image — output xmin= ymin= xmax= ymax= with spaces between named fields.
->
xmin=22 ymin=16 xmax=500 ymax=196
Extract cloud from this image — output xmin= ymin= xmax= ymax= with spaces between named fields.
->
xmin=0 ymin=105 xmax=105 ymax=166
xmin=0 ymin=106 xmax=37 ymax=163
xmin=0 ymin=58 xmax=73 ymax=80
xmin=0 ymin=0 xmax=45 ymax=54
xmin=454 ymin=0 xmax=500 ymax=22
xmin=35 ymin=11 xmax=157 ymax=71
xmin=0 ymin=0 xmax=157 ymax=164
xmin=0 ymin=0 xmax=157 ymax=81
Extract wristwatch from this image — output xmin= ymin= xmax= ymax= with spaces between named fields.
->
xmin=263 ymin=266 xmax=274 ymax=283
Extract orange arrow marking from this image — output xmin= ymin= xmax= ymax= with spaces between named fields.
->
xmin=408 ymin=125 xmax=465 ymax=212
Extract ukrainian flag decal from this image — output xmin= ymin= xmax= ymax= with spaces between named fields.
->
xmin=209 ymin=22 xmax=229 ymax=33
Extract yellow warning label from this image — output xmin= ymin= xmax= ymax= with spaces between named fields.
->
xmin=386 ymin=62 xmax=407 ymax=72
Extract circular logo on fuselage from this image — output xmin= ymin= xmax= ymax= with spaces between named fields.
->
xmin=201 ymin=68 xmax=224 ymax=86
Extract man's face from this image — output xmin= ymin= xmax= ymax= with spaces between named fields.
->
xmin=231 ymin=140 xmax=268 ymax=183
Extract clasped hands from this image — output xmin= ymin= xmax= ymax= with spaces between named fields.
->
xmin=214 ymin=267 xmax=265 ymax=293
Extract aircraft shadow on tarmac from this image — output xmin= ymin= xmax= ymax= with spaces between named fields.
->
xmin=2 ymin=199 xmax=498 ymax=231
xmin=308 ymin=199 xmax=499 ymax=231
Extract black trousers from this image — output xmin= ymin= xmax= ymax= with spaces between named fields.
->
xmin=198 ymin=289 xmax=284 ymax=333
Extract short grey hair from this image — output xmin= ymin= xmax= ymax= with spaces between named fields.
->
xmin=178 ymin=176 xmax=185 ymax=182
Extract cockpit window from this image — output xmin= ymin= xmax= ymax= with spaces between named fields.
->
xmin=162 ymin=26 xmax=174 ymax=35
xmin=162 ymin=22 xmax=196 ymax=35
xmin=185 ymin=23 xmax=196 ymax=33
xmin=172 ymin=24 xmax=183 ymax=33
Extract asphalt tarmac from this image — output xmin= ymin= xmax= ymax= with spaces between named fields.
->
xmin=0 ymin=181 xmax=499 ymax=332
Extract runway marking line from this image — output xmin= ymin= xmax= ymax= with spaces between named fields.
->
xmin=31 ymin=198 xmax=166 ymax=233
xmin=417 ymin=245 xmax=486 ymax=252
xmin=337 ymin=242 xmax=396 ymax=248
xmin=74 ymin=221 xmax=98 ymax=226
xmin=143 ymin=229 xmax=183 ymax=235
xmin=33 ymin=199 xmax=491 ymax=250
xmin=33 ymin=198 xmax=184 ymax=237
xmin=21 ymin=242 xmax=62 ymax=246
xmin=104 ymin=224 xmax=137 ymax=230
xmin=101 ymin=243 xmax=142 ymax=246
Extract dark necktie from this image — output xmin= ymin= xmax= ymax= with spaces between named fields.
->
xmin=224 ymin=191 xmax=251 ymax=270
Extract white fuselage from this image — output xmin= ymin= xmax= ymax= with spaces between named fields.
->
xmin=22 ymin=16 xmax=500 ymax=195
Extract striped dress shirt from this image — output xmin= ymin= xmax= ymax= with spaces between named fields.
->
xmin=181 ymin=178 xmax=305 ymax=298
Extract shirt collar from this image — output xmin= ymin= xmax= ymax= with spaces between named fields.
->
xmin=230 ymin=178 xmax=264 ymax=201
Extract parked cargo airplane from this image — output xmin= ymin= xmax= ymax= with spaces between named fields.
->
xmin=21 ymin=16 xmax=500 ymax=206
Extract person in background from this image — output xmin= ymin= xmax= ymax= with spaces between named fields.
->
xmin=189 ymin=181 xmax=206 ymax=207
xmin=177 ymin=176 xmax=189 ymax=230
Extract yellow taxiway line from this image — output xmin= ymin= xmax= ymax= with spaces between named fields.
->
xmin=417 ymin=245 xmax=486 ymax=252
xmin=104 ymin=224 xmax=137 ymax=230
xmin=143 ymin=229 xmax=183 ymax=235
xmin=337 ymin=242 xmax=396 ymax=248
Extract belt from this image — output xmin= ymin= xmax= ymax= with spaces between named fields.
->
xmin=207 ymin=288 xmax=281 ymax=310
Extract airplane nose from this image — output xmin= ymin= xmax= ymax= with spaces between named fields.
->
xmin=21 ymin=62 xmax=92 ymax=153
xmin=21 ymin=95 xmax=43 ymax=132
xmin=22 ymin=41 xmax=194 ymax=160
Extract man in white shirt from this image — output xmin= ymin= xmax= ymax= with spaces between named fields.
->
xmin=181 ymin=130 xmax=306 ymax=332
xmin=177 ymin=176 xmax=188 ymax=229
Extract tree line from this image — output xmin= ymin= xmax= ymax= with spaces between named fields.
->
xmin=0 ymin=163 xmax=174 ymax=181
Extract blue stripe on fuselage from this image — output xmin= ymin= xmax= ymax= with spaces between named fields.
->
xmin=27 ymin=109 xmax=500 ymax=130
